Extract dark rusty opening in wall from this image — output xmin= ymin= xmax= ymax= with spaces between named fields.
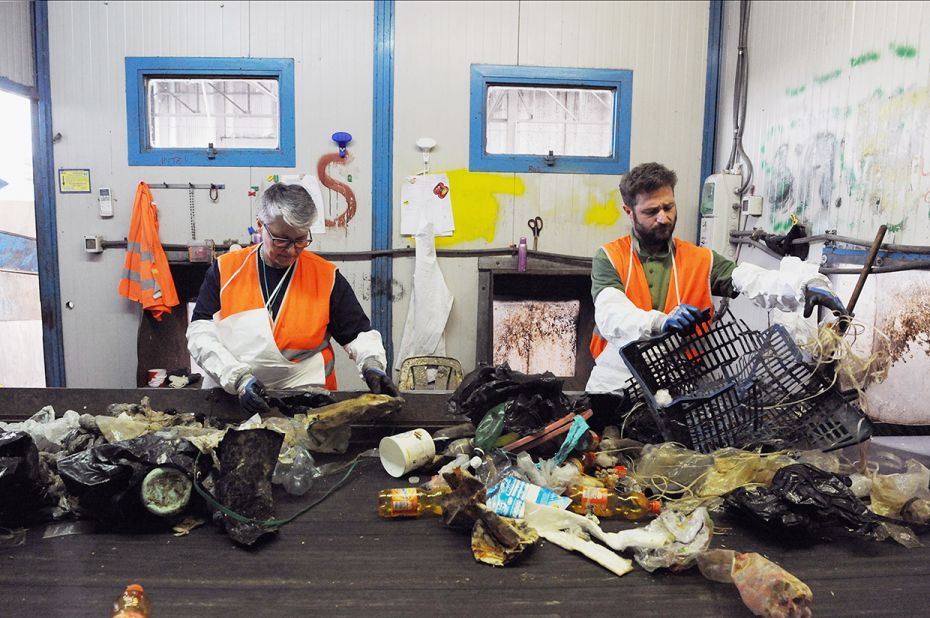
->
xmin=477 ymin=257 xmax=594 ymax=391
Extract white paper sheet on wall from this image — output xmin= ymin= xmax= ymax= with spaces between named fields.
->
xmin=399 ymin=173 xmax=454 ymax=236
xmin=278 ymin=174 xmax=327 ymax=235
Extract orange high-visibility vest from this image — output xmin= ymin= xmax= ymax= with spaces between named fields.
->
xmin=590 ymin=236 xmax=713 ymax=359
xmin=218 ymin=247 xmax=339 ymax=390
xmin=117 ymin=182 xmax=179 ymax=320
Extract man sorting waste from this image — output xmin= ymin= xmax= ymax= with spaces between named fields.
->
xmin=187 ymin=182 xmax=398 ymax=414
xmin=587 ymin=161 xmax=846 ymax=395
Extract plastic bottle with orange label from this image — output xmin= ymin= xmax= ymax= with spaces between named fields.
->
xmin=111 ymin=584 xmax=150 ymax=618
xmin=377 ymin=487 xmax=451 ymax=518
xmin=565 ymin=485 xmax=661 ymax=521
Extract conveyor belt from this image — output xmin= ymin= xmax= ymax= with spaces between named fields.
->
xmin=1 ymin=451 xmax=928 ymax=616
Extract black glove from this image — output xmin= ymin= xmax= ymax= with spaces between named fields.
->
xmin=237 ymin=375 xmax=272 ymax=414
xmin=363 ymin=367 xmax=399 ymax=397
xmin=803 ymin=287 xmax=847 ymax=319
xmin=662 ymin=304 xmax=706 ymax=335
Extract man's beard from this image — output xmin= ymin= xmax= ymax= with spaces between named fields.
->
xmin=634 ymin=220 xmax=675 ymax=249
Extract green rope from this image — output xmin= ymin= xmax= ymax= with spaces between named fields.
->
xmin=192 ymin=452 xmax=373 ymax=528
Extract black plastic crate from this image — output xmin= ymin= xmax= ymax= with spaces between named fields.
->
xmin=619 ymin=312 xmax=873 ymax=453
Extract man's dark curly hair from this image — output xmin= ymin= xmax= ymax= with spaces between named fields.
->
xmin=619 ymin=162 xmax=678 ymax=207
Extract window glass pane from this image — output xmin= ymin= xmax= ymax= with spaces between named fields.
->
xmin=485 ymin=86 xmax=614 ymax=157
xmin=146 ymin=78 xmax=279 ymax=149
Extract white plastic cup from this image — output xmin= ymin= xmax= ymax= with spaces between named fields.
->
xmin=147 ymin=368 xmax=167 ymax=387
xmin=379 ymin=428 xmax=436 ymax=478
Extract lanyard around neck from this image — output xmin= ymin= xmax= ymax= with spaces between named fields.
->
xmin=627 ymin=238 xmax=681 ymax=308
xmin=258 ymin=249 xmax=294 ymax=322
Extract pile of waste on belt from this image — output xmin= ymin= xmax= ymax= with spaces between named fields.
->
xmin=2 ymin=362 xmax=929 ymax=617
xmin=370 ymin=363 xmax=929 ymax=618
xmin=0 ymin=394 xmax=402 ymax=545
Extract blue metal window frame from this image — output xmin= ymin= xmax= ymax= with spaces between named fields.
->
xmin=0 ymin=75 xmax=37 ymax=100
xmin=125 ymin=56 xmax=295 ymax=167
xmin=469 ymin=64 xmax=633 ymax=175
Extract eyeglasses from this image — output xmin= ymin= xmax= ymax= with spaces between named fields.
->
xmin=263 ymin=227 xmax=312 ymax=250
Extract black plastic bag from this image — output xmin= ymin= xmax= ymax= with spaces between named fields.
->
xmin=0 ymin=431 xmax=54 ymax=526
xmin=725 ymin=463 xmax=881 ymax=543
xmin=448 ymin=363 xmax=581 ymax=435
xmin=57 ymin=434 xmax=203 ymax=530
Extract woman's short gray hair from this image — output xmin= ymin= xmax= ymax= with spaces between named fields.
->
xmin=258 ymin=183 xmax=317 ymax=230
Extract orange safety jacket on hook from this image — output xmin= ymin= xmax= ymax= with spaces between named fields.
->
xmin=117 ymin=182 xmax=179 ymax=320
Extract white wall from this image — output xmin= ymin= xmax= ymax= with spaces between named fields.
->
xmin=716 ymin=0 xmax=930 ymax=245
xmin=48 ymin=0 xmax=373 ymax=388
xmin=716 ymin=0 xmax=930 ymax=423
xmin=393 ymin=0 xmax=711 ymax=372
xmin=0 ymin=0 xmax=34 ymax=90
xmin=46 ymin=0 xmax=713 ymax=387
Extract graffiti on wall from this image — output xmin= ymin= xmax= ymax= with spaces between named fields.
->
xmin=317 ymin=152 xmax=358 ymax=229
xmin=759 ymin=44 xmax=930 ymax=239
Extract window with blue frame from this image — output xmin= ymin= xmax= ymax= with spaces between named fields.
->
xmin=125 ymin=57 xmax=295 ymax=167
xmin=469 ymin=64 xmax=632 ymax=175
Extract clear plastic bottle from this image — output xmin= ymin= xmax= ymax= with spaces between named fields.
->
xmin=517 ymin=237 xmax=528 ymax=272
xmin=272 ymin=446 xmax=321 ymax=496
xmin=565 ymin=485 xmax=661 ymax=520
xmin=377 ymin=487 xmax=450 ymax=518
xmin=112 ymin=584 xmax=150 ymax=618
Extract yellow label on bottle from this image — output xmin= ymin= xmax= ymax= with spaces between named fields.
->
xmin=390 ymin=488 xmax=419 ymax=516
xmin=580 ymin=487 xmax=609 ymax=515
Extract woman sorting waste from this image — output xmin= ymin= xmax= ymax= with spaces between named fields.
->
xmin=187 ymin=182 xmax=398 ymax=414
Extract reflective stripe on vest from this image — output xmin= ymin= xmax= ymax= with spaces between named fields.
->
xmin=117 ymin=182 xmax=180 ymax=320
xmin=590 ymin=236 xmax=713 ymax=359
xmin=218 ymin=248 xmax=339 ymax=390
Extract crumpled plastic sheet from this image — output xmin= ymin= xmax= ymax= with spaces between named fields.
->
xmin=724 ymin=463 xmax=919 ymax=546
xmin=0 ymin=407 xmax=81 ymax=453
xmin=515 ymin=452 xmax=580 ymax=494
xmin=0 ymin=526 xmax=28 ymax=547
xmin=633 ymin=442 xmax=714 ymax=494
xmin=447 ymin=363 xmax=583 ymax=435
xmin=523 ymin=503 xmax=713 ymax=575
xmin=868 ymin=459 xmax=930 ymax=518
xmin=698 ymin=549 xmax=813 ymax=618
xmin=633 ymin=507 xmax=715 ymax=572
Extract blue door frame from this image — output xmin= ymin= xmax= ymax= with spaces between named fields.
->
xmin=32 ymin=0 xmax=66 ymax=386
xmin=697 ymin=0 xmax=724 ymax=243
xmin=372 ymin=0 xmax=395 ymax=369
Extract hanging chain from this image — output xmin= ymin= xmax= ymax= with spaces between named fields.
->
xmin=189 ymin=187 xmax=196 ymax=240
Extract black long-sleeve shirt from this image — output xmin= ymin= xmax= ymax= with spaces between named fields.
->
xmin=190 ymin=254 xmax=373 ymax=347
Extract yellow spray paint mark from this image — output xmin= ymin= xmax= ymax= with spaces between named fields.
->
xmin=878 ymin=88 xmax=929 ymax=120
xmin=435 ymin=169 xmax=525 ymax=246
xmin=584 ymin=191 xmax=622 ymax=226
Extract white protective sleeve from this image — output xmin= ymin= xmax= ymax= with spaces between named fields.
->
xmin=344 ymin=329 xmax=388 ymax=376
xmin=731 ymin=256 xmax=831 ymax=312
xmin=186 ymin=319 xmax=252 ymax=394
xmin=594 ymin=286 xmax=668 ymax=342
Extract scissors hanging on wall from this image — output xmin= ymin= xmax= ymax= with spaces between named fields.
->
xmin=527 ymin=216 xmax=543 ymax=251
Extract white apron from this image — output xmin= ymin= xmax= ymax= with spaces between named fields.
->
xmin=200 ymin=245 xmax=329 ymax=393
